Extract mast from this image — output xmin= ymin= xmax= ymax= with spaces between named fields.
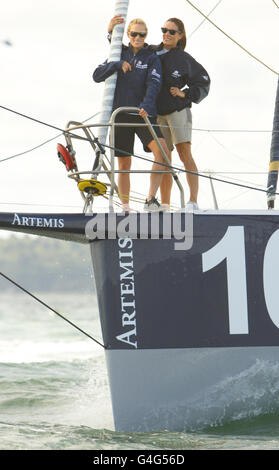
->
xmin=93 ymin=0 xmax=129 ymax=171
xmin=267 ymin=76 xmax=279 ymax=209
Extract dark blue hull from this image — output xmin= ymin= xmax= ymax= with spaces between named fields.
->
xmin=89 ymin=210 xmax=279 ymax=430
xmin=90 ymin=211 xmax=279 ymax=351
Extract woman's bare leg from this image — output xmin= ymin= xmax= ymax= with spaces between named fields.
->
xmin=147 ymin=138 xmax=171 ymax=201
xmin=118 ymin=156 xmax=131 ymax=208
xmin=176 ymin=142 xmax=198 ymax=203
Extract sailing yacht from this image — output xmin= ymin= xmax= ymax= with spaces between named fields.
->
xmin=1 ymin=0 xmax=279 ymax=431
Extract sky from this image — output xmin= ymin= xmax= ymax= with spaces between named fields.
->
xmin=1 ymin=0 xmax=279 ymax=219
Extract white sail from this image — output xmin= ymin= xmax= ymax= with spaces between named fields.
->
xmin=97 ymin=0 xmax=129 ymax=151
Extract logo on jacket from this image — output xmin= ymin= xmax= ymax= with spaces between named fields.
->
xmin=171 ymin=70 xmax=181 ymax=78
xmin=151 ymin=68 xmax=161 ymax=79
xmin=135 ymin=61 xmax=148 ymax=69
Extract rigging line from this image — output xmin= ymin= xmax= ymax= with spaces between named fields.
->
xmin=184 ymin=0 xmax=279 ymax=76
xmin=211 ymin=174 xmax=267 ymax=189
xmin=0 ymin=271 xmax=106 ymax=349
xmin=0 ymin=134 xmax=62 ymax=163
xmin=193 ymin=128 xmax=277 ymax=133
xmin=0 ymin=101 xmax=275 ymax=165
xmin=115 ymin=186 xmax=180 ymax=209
xmin=0 ymin=104 xmax=273 ymax=195
xmin=221 ymin=188 xmax=252 ymax=207
xmin=0 ymin=112 xmax=100 ymax=164
xmin=188 ymin=0 xmax=223 ymax=38
xmin=102 ymin=141 xmax=279 ymax=196
xmin=207 ymin=131 xmax=264 ymax=170
xmin=0 ymin=105 xmax=95 ymax=146
xmin=112 ymin=121 xmax=278 ymax=132
xmin=200 ymin=171 xmax=268 ymax=174
xmin=195 ymin=167 xmax=267 ymax=190
xmin=199 ymin=172 xmax=268 ymax=190
xmin=0 ymin=202 xmax=82 ymax=208
xmin=272 ymin=0 xmax=279 ymax=8
xmin=1 ymin=102 xmax=276 ymax=138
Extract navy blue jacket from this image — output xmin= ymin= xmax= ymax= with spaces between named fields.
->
xmin=93 ymin=44 xmax=162 ymax=117
xmin=149 ymin=43 xmax=210 ymax=115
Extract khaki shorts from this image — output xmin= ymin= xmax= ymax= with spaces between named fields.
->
xmin=157 ymin=108 xmax=192 ymax=151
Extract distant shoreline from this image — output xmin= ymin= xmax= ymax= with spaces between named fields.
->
xmin=0 ymin=235 xmax=94 ymax=292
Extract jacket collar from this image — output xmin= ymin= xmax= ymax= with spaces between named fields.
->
xmin=156 ymin=42 xmax=181 ymax=53
xmin=127 ymin=43 xmax=148 ymax=55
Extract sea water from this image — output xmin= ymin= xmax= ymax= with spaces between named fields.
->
xmin=1 ymin=289 xmax=279 ymax=451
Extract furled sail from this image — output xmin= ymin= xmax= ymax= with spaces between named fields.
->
xmin=94 ymin=0 xmax=129 ymax=170
xmin=267 ymin=76 xmax=279 ymax=208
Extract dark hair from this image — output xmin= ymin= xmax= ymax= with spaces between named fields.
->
xmin=167 ymin=17 xmax=186 ymax=49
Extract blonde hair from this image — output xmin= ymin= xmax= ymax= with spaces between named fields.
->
xmin=127 ymin=18 xmax=148 ymax=34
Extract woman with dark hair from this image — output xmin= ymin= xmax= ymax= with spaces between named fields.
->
xmin=152 ymin=18 xmax=210 ymax=209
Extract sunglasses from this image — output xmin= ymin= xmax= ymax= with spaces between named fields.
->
xmin=129 ymin=31 xmax=147 ymax=38
xmin=161 ymin=27 xmax=181 ymax=35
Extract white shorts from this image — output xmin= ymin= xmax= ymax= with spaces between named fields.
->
xmin=157 ymin=108 xmax=192 ymax=151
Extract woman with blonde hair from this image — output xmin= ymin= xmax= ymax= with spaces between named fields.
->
xmin=93 ymin=18 xmax=171 ymax=212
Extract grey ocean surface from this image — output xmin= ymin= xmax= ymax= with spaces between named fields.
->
xmin=1 ymin=289 xmax=279 ymax=450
